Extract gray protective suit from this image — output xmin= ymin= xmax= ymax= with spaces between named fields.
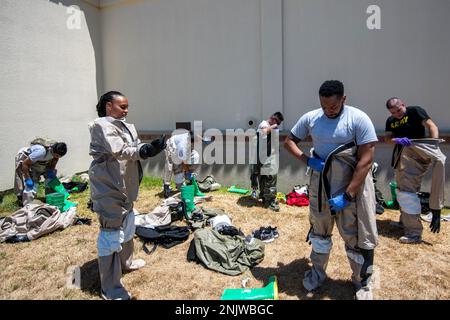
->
xmin=304 ymin=144 xmax=378 ymax=299
xmin=88 ymin=116 xmax=146 ymax=300
xmin=394 ymin=139 xmax=446 ymax=238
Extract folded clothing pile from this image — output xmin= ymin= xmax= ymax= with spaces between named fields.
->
xmin=251 ymin=226 xmax=279 ymax=243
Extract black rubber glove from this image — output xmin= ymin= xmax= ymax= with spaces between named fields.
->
xmin=151 ymin=134 xmax=167 ymax=151
xmin=139 ymin=143 xmax=157 ymax=159
xmin=430 ymin=209 xmax=441 ymax=233
xmin=140 ymin=135 xmax=167 ymax=159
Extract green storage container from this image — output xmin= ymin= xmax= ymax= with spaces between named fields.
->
xmin=46 ymin=192 xmax=65 ymax=211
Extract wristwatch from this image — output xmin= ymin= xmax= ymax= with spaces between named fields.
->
xmin=343 ymin=192 xmax=355 ymax=202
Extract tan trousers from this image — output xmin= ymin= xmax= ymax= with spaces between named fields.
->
xmin=304 ymin=163 xmax=378 ymax=292
xmin=396 ymin=142 xmax=446 ymax=237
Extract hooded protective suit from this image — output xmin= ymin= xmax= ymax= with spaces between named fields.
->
xmin=88 ymin=116 xmax=146 ymax=300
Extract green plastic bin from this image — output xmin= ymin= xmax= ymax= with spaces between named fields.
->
xmin=46 ymin=192 xmax=65 ymax=211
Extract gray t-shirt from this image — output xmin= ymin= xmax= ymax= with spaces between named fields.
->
xmin=28 ymin=145 xmax=51 ymax=162
xmin=290 ymin=105 xmax=378 ymax=159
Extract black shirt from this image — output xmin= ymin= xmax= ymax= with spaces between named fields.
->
xmin=385 ymin=106 xmax=430 ymax=139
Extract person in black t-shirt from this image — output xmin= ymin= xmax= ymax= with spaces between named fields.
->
xmin=385 ymin=103 xmax=435 ymax=140
xmin=384 ymin=97 xmax=446 ymax=244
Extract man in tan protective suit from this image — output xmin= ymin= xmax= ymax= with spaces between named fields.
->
xmin=89 ymin=91 xmax=166 ymax=300
xmin=285 ymin=80 xmax=378 ymax=300
xmin=385 ymin=97 xmax=446 ymax=244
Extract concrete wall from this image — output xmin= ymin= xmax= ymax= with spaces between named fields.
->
xmin=100 ymin=0 xmax=283 ymax=131
xmin=283 ymin=0 xmax=450 ymax=132
xmin=141 ymin=139 xmax=450 ymax=206
xmin=98 ymin=0 xmax=450 ymax=133
xmin=0 ymin=0 xmax=101 ymax=190
xmin=1 ymin=0 xmax=449 ymax=199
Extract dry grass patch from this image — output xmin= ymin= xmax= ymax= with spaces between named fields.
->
xmin=0 ymin=188 xmax=449 ymax=300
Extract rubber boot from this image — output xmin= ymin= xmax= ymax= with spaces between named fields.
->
xmin=360 ymin=249 xmax=374 ymax=287
xmin=191 ymin=176 xmax=206 ymax=197
xmin=163 ymin=184 xmax=171 ymax=199
xmin=181 ymin=185 xmax=196 ymax=219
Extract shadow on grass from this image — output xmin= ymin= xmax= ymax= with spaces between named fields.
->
xmin=154 ymin=190 xmax=167 ymax=199
xmin=251 ymin=258 xmax=355 ymax=300
xmin=236 ymin=195 xmax=260 ymax=208
xmin=376 ymin=218 xmax=433 ymax=246
xmin=80 ymin=258 xmax=101 ymax=297
xmin=376 ymin=218 xmax=404 ymax=240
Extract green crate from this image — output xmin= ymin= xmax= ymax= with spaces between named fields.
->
xmin=46 ymin=192 xmax=65 ymax=210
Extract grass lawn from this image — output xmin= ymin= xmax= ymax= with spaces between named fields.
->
xmin=0 ymin=177 xmax=449 ymax=300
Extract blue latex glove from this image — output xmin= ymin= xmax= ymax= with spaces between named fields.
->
xmin=47 ymin=169 xmax=57 ymax=180
xmin=24 ymin=178 xmax=34 ymax=190
xmin=392 ymin=137 xmax=412 ymax=146
xmin=185 ymin=172 xmax=193 ymax=181
xmin=328 ymin=193 xmax=351 ymax=211
xmin=307 ymin=157 xmax=325 ymax=172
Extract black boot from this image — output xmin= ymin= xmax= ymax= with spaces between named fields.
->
xmin=360 ymin=249 xmax=374 ymax=287
xmin=163 ymin=184 xmax=171 ymax=199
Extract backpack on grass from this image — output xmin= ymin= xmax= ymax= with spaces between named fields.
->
xmin=135 ymin=225 xmax=190 ymax=254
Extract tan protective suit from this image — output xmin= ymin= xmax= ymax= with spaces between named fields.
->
xmin=88 ymin=116 xmax=146 ymax=300
xmin=394 ymin=139 xmax=446 ymax=238
xmin=304 ymin=144 xmax=378 ymax=299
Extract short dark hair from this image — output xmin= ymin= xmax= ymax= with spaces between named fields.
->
xmin=272 ymin=112 xmax=284 ymax=123
xmin=52 ymin=143 xmax=67 ymax=157
xmin=386 ymin=97 xmax=399 ymax=109
xmin=319 ymin=80 xmax=344 ymax=98
xmin=96 ymin=91 xmax=125 ymax=117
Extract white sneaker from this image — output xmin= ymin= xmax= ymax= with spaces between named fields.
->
xmin=421 ymin=212 xmax=450 ymax=222
xmin=420 ymin=213 xmax=432 ymax=223
xmin=399 ymin=236 xmax=422 ymax=244
xmin=356 ymin=286 xmax=373 ymax=300
xmin=128 ymin=259 xmax=146 ymax=271
xmin=101 ymin=289 xmax=131 ymax=300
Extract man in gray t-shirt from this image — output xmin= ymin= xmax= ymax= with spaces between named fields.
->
xmin=285 ymin=80 xmax=378 ymax=300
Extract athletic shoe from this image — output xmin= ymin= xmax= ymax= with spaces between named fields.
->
xmin=252 ymin=226 xmax=279 ymax=243
xmin=420 ymin=213 xmax=432 ymax=223
xmin=264 ymin=200 xmax=280 ymax=212
xmin=399 ymin=236 xmax=422 ymax=244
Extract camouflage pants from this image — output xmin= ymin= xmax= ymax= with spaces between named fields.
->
xmin=250 ymin=164 xmax=277 ymax=203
